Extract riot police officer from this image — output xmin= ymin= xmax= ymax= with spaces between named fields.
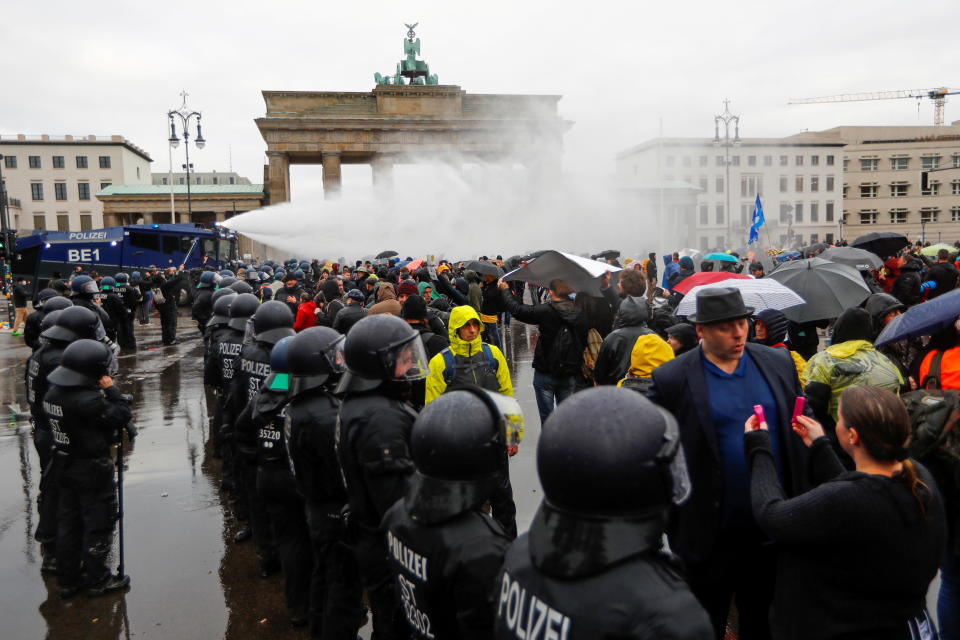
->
xmin=23 ymin=289 xmax=60 ymax=350
xmin=336 ymin=314 xmax=430 ymax=640
xmin=225 ymin=300 xmax=294 ymax=576
xmin=99 ymin=276 xmax=135 ymax=351
xmin=493 ymin=387 xmax=713 ymax=640
xmin=383 ymin=387 xmax=517 ymax=640
xmin=208 ymin=292 xmax=258 ymax=534
xmin=237 ymin=335 xmax=310 ymax=626
xmin=157 ymin=265 xmax=186 ymax=345
xmin=70 ymin=275 xmax=116 ymax=343
xmin=201 ymin=290 xmax=236 ymax=459
xmin=26 ymin=305 xmax=99 ymax=573
xmin=285 ymin=326 xmax=364 ymax=640
xmin=192 ymin=270 xmax=218 ymax=333
xmin=45 ymin=339 xmax=133 ymax=598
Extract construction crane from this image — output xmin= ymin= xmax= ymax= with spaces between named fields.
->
xmin=788 ymin=87 xmax=960 ymax=126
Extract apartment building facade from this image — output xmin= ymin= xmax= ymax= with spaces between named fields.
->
xmin=0 ymin=135 xmax=151 ymax=232
xmin=151 ymin=171 xmax=252 ymax=187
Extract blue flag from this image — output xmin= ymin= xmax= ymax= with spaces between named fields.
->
xmin=748 ymin=194 xmax=765 ymax=245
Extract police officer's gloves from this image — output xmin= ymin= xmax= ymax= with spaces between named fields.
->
xmin=124 ymin=422 xmax=138 ymax=441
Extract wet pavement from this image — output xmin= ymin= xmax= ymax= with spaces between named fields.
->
xmin=0 ymin=311 xmax=545 ymax=639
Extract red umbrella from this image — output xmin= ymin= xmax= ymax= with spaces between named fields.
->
xmin=671 ymin=271 xmax=753 ymax=295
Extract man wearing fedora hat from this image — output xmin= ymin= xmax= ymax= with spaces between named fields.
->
xmin=649 ymin=288 xmax=811 ymax=640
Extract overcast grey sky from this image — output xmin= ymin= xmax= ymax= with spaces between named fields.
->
xmin=4 ymin=0 xmax=959 ymax=192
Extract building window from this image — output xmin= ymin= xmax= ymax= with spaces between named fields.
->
xmin=826 ymin=233 xmax=835 ymax=244
xmin=843 ymin=183 xmax=848 ymax=197
xmin=178 ymin=177 xmax=185 ymax=185
xmin=810 ymin=203 xmax=819 ymax=222
xmin=952 ymin=154 xmax=960 ymax=168
xmin=920 ymin=208 xmax=940 ymax=223
xmin=921 ymin=155 xmax=941 ymax=170
xmin=826 ymin=202 xmax=835 ymax=222
xmin=3 ymin=156 xmax=15 ymax=169
xmin=811 ymin=176 xmax=819 ymax=192
xmin=952 ymin=180 xmax=960 ymax=196
xmin=741 ymin=175 xmax=763 ymax=197
xmin=891 ymin=182 xmax=909 ymax=197
xmin=80 ymin=214 xmax=92 ymax=230
xmin=211 ymin=176 xmax=218 ymax=185
xmin=779 ymin=176 xmax=788 ymax=192
xmin=716 ymin=205 xmax=725 ymax=225
xmin=795 ymin=155 xmax=804 ymax=166
xmin=100 ymin=182 xmax=111 ymax=191
xmin=30 ymin=183 xmax=43 ymax=200
xmin=28 ymin=155 xmax=41 ymax=169
xmin=810 ymin=233 xmax=819 ymax=243
xmin=889 ymin=209 xmax=908 ymax=224
xmin=843 ymin=157 xmax=849 ymax=171
xmin=730 ymin=156 xmax=740 ymax=167
xmin=740 ymin=204 xmax=751 ymax=227
xmin=826 ymin=155 xmax=835 ymax=166
xmin=52 ymin=155 xmax=65 ymax=169
xmin=780 ymin=155 xmax=789 ymax=166
xmin=715 ymin=155 xmax=724 ymax=167
xmin=78 ymin=183 xmax=90 ymax=200
xmin=76 ymin=156 xmax=88 ymax=169
xmin=922 ymin=181 xmax=941 ymax=196
xmin=698 ymin=155 xmax=708 ymax=167
xmin=859 ymin=210 xmax=878 ymax=225
xmin=763 ymin=155 xmax=772 ymax=167
xmin=748 ymin=155 xmax=757 ymax=167
xmin=136 ymin=166 xmax=140 ymax=179
xmin=54 ymin=182 xmax=67 ymax=201
xmin=952 ymin=207 xmax=960 ymax=222
xmin=229 ymin=176 xmax=236 ymax=185
xmin=860 ymin=183 xmax=879 ymax=198
xmin=891 ymin=156 xmax=910 ymax=170
xmin=56 ymin=214 xmax=69 ymax=231
xmin=826 ymin=176 xmax=835 ymax=191
xmin=811 ymin=155 xmax=820 ymax=166
xmin=99 ymin=156 xmax=111 ymax=169
xmin=161 ymin=177 xmax=168 ymax=185
xmin=33 ymin=215 xmax=46 ymax=230
xmin=860 ymin=157 xmax=879 ymax=171
xmin=196 ymin=177 xmax=202 ymax=184
xmin=795 ymin=176 xmax=804 ymax=192
xmin=699 ymin=205 xmax=708 ymax=226
xmin=699 ymin=177 xmax=708 ymax=192
xmin=795 ymin=203 xmax=804 ymax=223
xmin=779 ymin=203 xmax=790 ymax=223
xmin=715 ymin=177 xmax=724 ymax=193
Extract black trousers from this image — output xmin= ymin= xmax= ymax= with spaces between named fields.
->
xmin=686 ymin=532 xmax=776 ymax=640
xmin=258 ymin=465 xmax=312 ymax=616
xmin=305 ymin=501 xmax=364 ymax=640
xmin=33 ymin=427 xmax=58 ymax=553
xmin=354 ymin=530 xmax=406 ymax=640
xmin=158 ymin=303 xmax=178 ymax=344
xmin=116 ymin=317 xmax=136 ymax=350
xmin=490 ymin=465 xmax=517 ymax=540
xmin=56 ymin=456 xmax=117 ymax=589
xmin=237 ymin=451 xmax=276 ymax=568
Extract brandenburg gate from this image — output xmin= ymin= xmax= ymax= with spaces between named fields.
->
xmin=255 ymin=24 xmax=572 ymax=202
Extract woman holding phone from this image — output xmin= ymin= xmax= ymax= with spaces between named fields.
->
xmin=743 ymin=385 xmax=946 ymax=639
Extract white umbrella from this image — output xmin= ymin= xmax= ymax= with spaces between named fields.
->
xmin=676 ymin=278 xmax=805 ymax=317
xmin=503 ymin=250 xmax=621 ymax=297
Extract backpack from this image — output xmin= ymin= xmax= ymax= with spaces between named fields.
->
xmin=581 ymin=328 xmax=604 ymax=380
xmin=441 ymin=343 xmax=498 ymax=384
xmin=902 ymin=351 xmax=960 ymax=472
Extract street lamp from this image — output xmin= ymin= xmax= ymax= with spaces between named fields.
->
xmin=167 ymin=90 xmax=206 ymax=222
xmin=714 ymin=99 xmax=740 ymax=247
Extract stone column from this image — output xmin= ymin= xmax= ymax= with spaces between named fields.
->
xmin=322 ymin=152 xmax=342 ymax=199
xmin=266 ymin=151 xmax=290 ymax=205
xmin=371 ymin=154 xmax=394 ymax=193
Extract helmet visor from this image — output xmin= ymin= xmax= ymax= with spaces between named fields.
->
xmin=656 ymin=408 xmax=691 ymax=505
xmin=379 ymin=335 xmax=430 ymax=382
xmin=482 ymin=390 xmax=525 ymax=448
xmin=325 ymin=335 xmax=347 ymax=374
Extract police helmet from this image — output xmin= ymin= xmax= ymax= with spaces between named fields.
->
xmin=291 ymin=269 xmax=305 ymax=281
xmin=406 ymin=387 xmax=524 ymax=523
xmin=209 ymin=291 xmax=237 ymax=327
xmin=115 ymin=272 xmax=130 ymax=284
xmin=263 ymin=335 xmax=295 ymax=392
xmin=211 ymin=287 xmax=236 ymax=305
xmin=41 ymin=306 xmax=99 ymax=343
xmin=274 ymin=271 xmax=286 ymax=282
xmin=130 ymin=271 xmax=142 ymax=285
xmin=42 ymin=296 xmax=73 ymax=315
xmin=228 ymin=280 xmax=254 ymax=295
xmin=198 ymin=271 xmax=218 ymax=289
xmin=529 ymin=387 xmax=690 ymax=578
xmin=219 ymin=269 xmax=235 ymax=278
xmin=336 ymin=314 xmax=429 ymax=393
xmin=259 ymin=272 xmax=271 ymax=283
xmin=287 ymin=326 xmax=345 ymax=396
xmin=218 ymin=276 xmax=238 ymax=289
xmin=40 ymin=309 xmax=64 ymax=333
xmin=245 ymin=269 xmax=260 ymax=283
xmin=227 ymin=293 xmax=260 ymax=332
xmin=36 ymin=289 xmax=59 ymax=308
xmin=252 ymin=300 xmax=295 ymax=345
xmin=100 ymin=276 xmax=117 ymax=291
xmin=70 ymin=275 xmax=99 ymax=296
xmin=48 ymin=339 xmax=113 ymax=387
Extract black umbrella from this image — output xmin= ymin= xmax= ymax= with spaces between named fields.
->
xmin=591 ymin=249 xmax=620 ymax=260
xmin=376 ymin=250 xmax=398 ymax=259
xmin=850 ymin=232 xmax=909 ymax=259
xmin=819 ymin=246 xmax=884 ymax=271
xmin=766 ymin=257 xmax=872 ymax=322
xmin=520 ymin=249 xmax=549 ymax=262
xmin=464 ymin=260 xmax=503 ymax=277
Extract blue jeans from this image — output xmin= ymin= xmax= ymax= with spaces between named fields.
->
xmin=532 ymin=370 xmax=576 ymax=427
xmin=483 ymin=322 xmax=502 ymax=350
xmin=940 ymin=553 xmax=960 ymax=639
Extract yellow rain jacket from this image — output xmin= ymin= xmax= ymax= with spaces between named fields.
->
xmin=617 ymin=334 xmax=675 ymax=386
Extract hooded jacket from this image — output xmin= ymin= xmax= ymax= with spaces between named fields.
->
xmin=617 ymin=334 xmax=675 ymax=397
xmin=754 ymin=308 xmax=808 ymax=386
xmin=424 ymin=305 xmax=512 ymax=405
xmin=293 ymin=300 xmax=318 ymax=332
xmin=593 ymin=296 xmax=653 ymax=385
xmin=368 ymin=281 xmax=402 ymax=316
xmin=804 ymin=338 xmax=903 ymax=420
xmin=500 ymin=289 xmax=589 ymax=376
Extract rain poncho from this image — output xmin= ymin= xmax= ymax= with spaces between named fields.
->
xmin=804 ymin=339 xmax=903 ymax=419
xmin=617 ymin=334 xmax=675 ymax=384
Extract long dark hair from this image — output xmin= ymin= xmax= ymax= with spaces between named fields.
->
xmin=838 ymin=386 xmax=930 ymax=513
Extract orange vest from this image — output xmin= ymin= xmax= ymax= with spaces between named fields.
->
xmin=919 ymin=347 xmax=960 ymax=390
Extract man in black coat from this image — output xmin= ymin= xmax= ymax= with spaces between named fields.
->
xmin=648 ymin=288 xmax=811 ymax=640
xmin=925 ymin=248 xmax=960 ymax=300
xmin=276 ymin=275 xmax=304 ymax=316
xmin=158 ymin=266 xmax=186 ymax=345
xmin=593 ymin=295 xmax=653 ymax=385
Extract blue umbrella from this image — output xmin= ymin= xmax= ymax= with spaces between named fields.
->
xmin=875 ymin=289 xmax=960 ymax=347
xmin=704 ymin=252 xmax=738 ymax=263
xmin=775 ymin=251 xmax=802 ymax=263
